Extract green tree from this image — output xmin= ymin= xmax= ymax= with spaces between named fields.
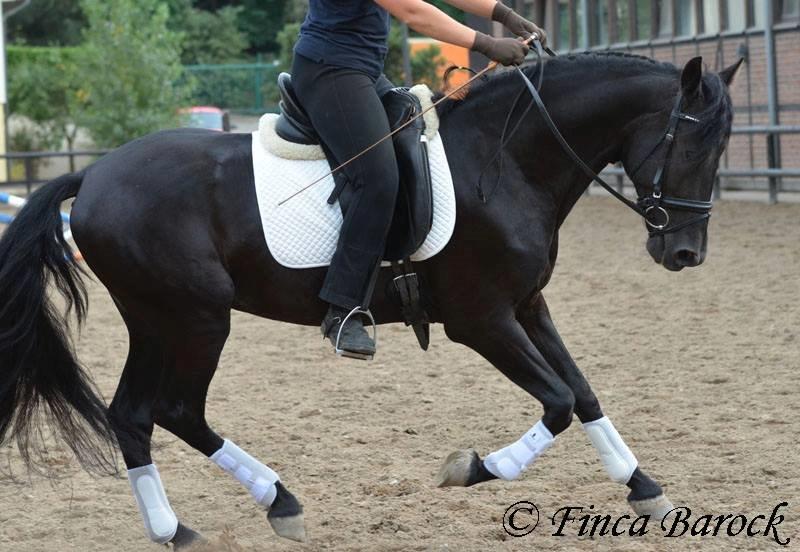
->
xmin=75 ymin=0 xmax=192 ymax=148
xmin=410 ymin=45 xmax=446 ymax=88
xmin=6 ymin=0 xmax=86 ymax=46
xmin=278 ymin=18 xmax=445 ymax=87
xmin=276 ymin=22 xmax=302 ymax=68
xmin=283 ymin=0 xmax=309 ymax=24
xmin=166 ymin=0 xmax=249 ymax=64
xmin=7 ymin=47 xmax=84 ymax=153
xmin=384 ymin=24 xmax=446 ymax=88
xmin=233 ymin=0 xmax=289 ymax=53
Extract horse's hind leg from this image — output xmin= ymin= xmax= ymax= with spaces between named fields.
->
xmin=152 ymin=308 xmax=306 ymax=542
xmin=517 ymin=293 xmax=674 ymax=519
xmin=107 ymin=313 xmax=203 ymax=548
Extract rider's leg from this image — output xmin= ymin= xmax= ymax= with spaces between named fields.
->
xmin=375 ymin=73 xmax=396 ymax=97
xmin=291 ymin=54 xmax=400 ymax=357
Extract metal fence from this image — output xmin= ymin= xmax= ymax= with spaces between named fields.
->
xmin=599 ymin=124 xmax=800 ymax=202
xmin=185 ymin=61 xmax=282 ymax=115
xmin=3 ymin=131 xmax=797 ymax=204
xmin=0 ymin=150 xmax=110 ymax=194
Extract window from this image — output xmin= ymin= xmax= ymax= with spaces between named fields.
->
xmin=750 ymin=0 xmax=766 ymax=27
xmin=576 ymin=0 xmax=587 ymax=47
xmin=557 ymin=0 xmax=571 ymax=48
xmin=675 ymin=0 xmax=696 ymax=35
xmin=780 ymin=0 xmax=799 ymax=19
xmin=725 ymin=0 xmax=747 ymax=29
xmin=592 ymin=0 xmax=610 ymax=45
xmin=657 ymin=0 xmax=674 ymax=36
xmin=616 ymin=0 xmax=632 ymax=41
xmin=701 ymin=0 xmax=721 ymax=32
xmin=636 ymin=0 xmax=653 ymax=38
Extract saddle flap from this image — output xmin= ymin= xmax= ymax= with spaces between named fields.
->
xmin=383 ymin=89 xmax=434 ymax=261
xmin=337 ymin=88 xmax=431 ymax=262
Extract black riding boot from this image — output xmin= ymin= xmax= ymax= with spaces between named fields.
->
xmin=321 ymin=305 xmax=376 ymax=360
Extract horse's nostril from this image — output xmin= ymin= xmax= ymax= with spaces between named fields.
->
xmin=674 ymin=249 xmax=699 ymax=267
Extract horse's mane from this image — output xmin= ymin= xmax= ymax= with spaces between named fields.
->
xmin=434 ymin=51 xmax=732 ymax=146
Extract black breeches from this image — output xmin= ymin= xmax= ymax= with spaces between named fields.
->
xmin=291 ymin=54 xmax=399 ymax=310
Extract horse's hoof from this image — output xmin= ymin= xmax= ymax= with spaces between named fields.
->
xmin=268 ymin=513 xmax=307 ymax=542
xmin=436 ymin=449 xmax=481 ymax=487
xmin=267 ymin=481 xmax=306 ymax=542
xmin=628 ymin=494 xmax=675 ymax=520
xmin=170 ymin=522 xmax=206 ymax=550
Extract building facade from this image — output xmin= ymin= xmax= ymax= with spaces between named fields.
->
xmin=469 ymin=0 xmax=800 ymax=197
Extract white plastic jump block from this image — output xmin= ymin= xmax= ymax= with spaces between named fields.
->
xmin=484 ymin=420 xmax=555 ymax=480
xmin=127 ymin=464 xmax=178 ymax=544
xmin=211 ymin=439 xmax=280 ymax=508
xmin=583 ymin=416 xmax=638 ymax=484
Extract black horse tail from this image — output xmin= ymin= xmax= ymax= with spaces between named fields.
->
xmin=0 ymin=172 xmax=117 ymax=475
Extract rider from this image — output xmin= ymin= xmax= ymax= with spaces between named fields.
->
xmin=291 ymin=0 xmax=546 ymax=358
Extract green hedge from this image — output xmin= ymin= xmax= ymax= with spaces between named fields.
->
xmin=7 ymin=45 xmax=83 ymax=70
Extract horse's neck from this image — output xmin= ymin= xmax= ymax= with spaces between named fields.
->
xmin=444 ymin=67 xmax=673 ymax=226
xmin=535 ymin=73 xmax=672 ymax=220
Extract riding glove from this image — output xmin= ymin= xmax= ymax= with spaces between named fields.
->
xmin=471 ymin=32 xmax=529 ymax=66
xmin=492 ymin=1 xmax=547 ymax=46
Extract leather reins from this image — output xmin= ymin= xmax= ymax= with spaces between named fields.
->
xmin=516 ymin=41 xmax=713 ymax=236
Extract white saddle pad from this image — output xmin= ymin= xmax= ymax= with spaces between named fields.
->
xmin=251 ymin=123 xmax=456 ymax=269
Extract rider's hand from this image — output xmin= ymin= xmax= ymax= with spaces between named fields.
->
xmin=492 ymin=2 xmax=547 ymax=46
xmin=471 ymin=32 xmax=529 ymax=66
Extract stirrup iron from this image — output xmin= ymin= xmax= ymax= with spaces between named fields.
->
xmin=335 ymin=306 xmax=377 ymax=361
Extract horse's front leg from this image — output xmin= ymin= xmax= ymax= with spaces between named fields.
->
xmin=517 ymin=293 xmax=674 ymax=519
xmin=436 ymin=311 xmax=576 ymax=487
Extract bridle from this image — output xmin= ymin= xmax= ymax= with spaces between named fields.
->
xmin=516 ymin=41 xmax=714 ymax=236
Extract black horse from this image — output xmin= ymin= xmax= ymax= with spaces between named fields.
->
xmin=0 ymin=53 xmax=739 ymax=547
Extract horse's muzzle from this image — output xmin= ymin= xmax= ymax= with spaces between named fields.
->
xmin=647 ymin=233 xmax=706 ymax=271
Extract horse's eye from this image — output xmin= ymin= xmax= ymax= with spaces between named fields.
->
xmin=684 ymin=150 xmax=696 ymax=160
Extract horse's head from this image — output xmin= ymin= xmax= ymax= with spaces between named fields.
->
xmin=621 ymin=57 xmax=741 ymax=271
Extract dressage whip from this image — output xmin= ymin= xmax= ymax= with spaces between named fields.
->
xmin=276 ymin=35 xmax=540 ymax=207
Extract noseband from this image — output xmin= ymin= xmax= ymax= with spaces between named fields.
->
xmin=516 ymin=44 xmax=713 ymax=236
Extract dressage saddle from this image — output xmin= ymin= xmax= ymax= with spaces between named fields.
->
xmin=275 ymin=72 xmax=433 ymax=262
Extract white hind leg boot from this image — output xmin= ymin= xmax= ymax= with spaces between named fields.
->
xmin=127 ymin=464 xmax=179 ymax=544
xmin=210 ymin=439 xmax=280 ymax=509
xmin=583 ymin=416 xmax=638 ymax=484
xmin=483 ymin=420 xmax=555 ymax=480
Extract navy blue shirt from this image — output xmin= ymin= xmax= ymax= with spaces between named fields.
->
xmin=294 ymin=0 xmax=391 ymax=79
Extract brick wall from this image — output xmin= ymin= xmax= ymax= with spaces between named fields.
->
xmin=624 ymin=27 xmax=800 ymax=191
xmin=468 ymin=11 xmax=799 ymax=193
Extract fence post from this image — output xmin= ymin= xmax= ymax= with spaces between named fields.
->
xmin=254 ymin=53 xmax=264 ymax=113
xmin=24 ymin=157 xmax=33 ymax=195
xmin=763 ymin=1 xmax=780 ymax=204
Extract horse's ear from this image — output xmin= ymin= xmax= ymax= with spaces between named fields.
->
xmin=681 ymin=57 xmax=703 ymax=97
xmin=719 ymin=58 xmax=744 ymax=87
